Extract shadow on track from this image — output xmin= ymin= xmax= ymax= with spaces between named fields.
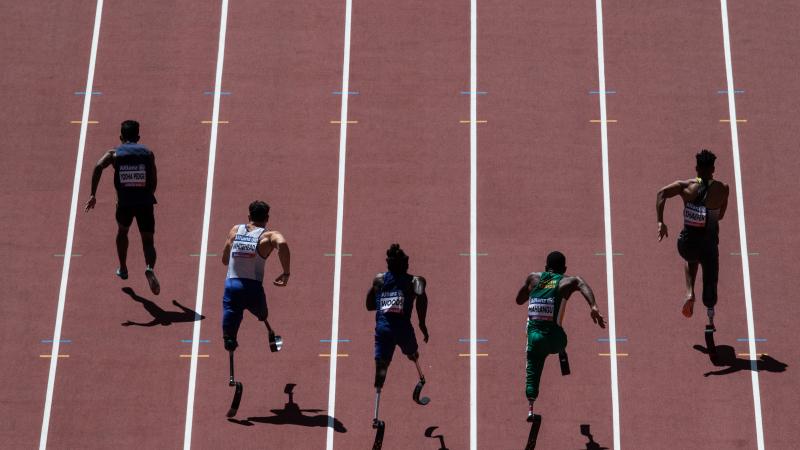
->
xmin=693 ymin=344 xmax=788 ymax=377
xmin=227 ymin=383 xmax=346 ymax=433
xmin=120 ymin=287 xmax=204 ymax=327
xmin=580 ymin=424 xmax=609 ymax=449
xmin=372 ymin=421 xmax=385 ymax=450
xmin=424 ymin=426 xmax=449 ymax=449
xmin=525 ymin=415 xmax=542 ymax=449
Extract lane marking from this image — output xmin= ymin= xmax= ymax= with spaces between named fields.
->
xmin=183 ymin=2 xmax=229 ymax=449
xmin=730 ymin=252 xmax=758 ymax=256
xmin=460 ymin=353 xmax=488 ymax=357
xmin=326 ymin=2 xmax=353 ymax=449
xmin=590 ymin=90 xmax=616 ymax=94
xmin=189 ymin=253 xmax=218 ymax=256
xmin=594 ymin=2 xmax=622 ymax=448
xmin=324 ymin=252 xmax=352 ymax=256
xmin=717 ymin=89 xmax=745 ymax=94
xmin=720 ymin=3 xmax=764 ymax=448
xmin=319 ymin=354 xmax=349 ymax=357
xmin=738 ymin=353 xmax=768 ymax=357
xmin=180 ymin=355 xmax=209 ymax=358
xmin=53 ymin=253 xmax=82 ymax=257
xmin=332 ymin=91 xmax=359 ymax=95
xmin=460 ymin=119 xmax=487 ymax=124
xmin=41 ymin=339 xmax=72 ymax=344
xmin=203 ymin=91 xmax=231 ymax=95
xmin=720 ymin=119 xmax=747 ymax=123
xmin=320 ymin=339 xmax=351 ymax=343
xmin=73 ymin=91 xmax=101 ymax=95
xmin=459 ymin=338 xmax=488 ymax=343
xmin=70 ymin=120 xmax=98 ymax=124
xmin=469 ymin=1 xmax=479 ymax=449
xmin=459 ymin=252 xmax=488 ymax=256
xmin=460 ymin=91 xmax=487 ymax=95
xmin=201 ymin=120 xmax=229 ymax=124
xmin=597 ymin=337 xmax=627 ymax=342
xmin=39 ymin=355 xmax=70 ymax=358
xmin=40 ymin=2 xmax=104 ymax=449
xmin=180 ymin=339 xmax=210 ymax=344
xmin=330 ymin=120 xmax=358 ymax=124
xmin=590 ymin=119 xmax=617 ymax=123
xmin=594 ymin=252 xmax=623 ymax=256
xmin=737 ymin=338 xmax=767 ymax=342
xmin=599 ymin=353 xmax=628 ymax=357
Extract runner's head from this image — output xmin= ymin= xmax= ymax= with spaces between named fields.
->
xmin=545 ymin=251 xmax=567 ymax=274
xmin=695 ymin=149 xmax=716 ymax=179
xmin=386 ymin=243 xmax=409 ymax=274
xmin=248 ymin=200 xmax=270 ymax=224
xmin=120 ymin=120 xmax=140 ymax=143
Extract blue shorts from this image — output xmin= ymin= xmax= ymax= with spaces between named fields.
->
xmin=222 ymin=278 xmax=267 ymax=339
xmin=374 ymin=319 xmax=418 ymax=362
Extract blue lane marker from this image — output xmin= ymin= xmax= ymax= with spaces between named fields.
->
xmin=717 ymin=89 xmax=745 ymax=94
xmin=458 ymin=338 xmax=488 ymax=343
xmin=203 ymin=91 xmax=232 ymax=95
xmin=74 ymin=91 xmax=101 ymax=95
xmin=181 ymin=339 xmax=210 ymax=343
xmin=332 ymin=91 xmax=359 ymax=95
xmin=41 ymin=339 xmax=72 ymax=343
xmin=589 ymin=90 xmax=616 ymax=94
xmin=597 ymin=337 xmax=628 ymax=342
xmin=460 ymin=91 xmax=488 ymax=95
xmin=320 ymin=339 xmax=352 ymax=343
xmin=737 ymin=338 xmax=767 ymax=342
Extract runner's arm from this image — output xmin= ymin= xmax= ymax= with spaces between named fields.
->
xmin=365 ymin=274 xmax=383 ymax=311
xmin=84 ymin=150 xmax=114 ymax=212
xmin=656 ymin=179 xmax=689 ymax=241
xmin=268 ymin=231 xmax=291 ymax=286
xmin=562 ymin=276 xmax=605 ymax=328
xmin=718 ymin=183 xmax=730 ymax=220
xmin=414 ymin=277 xmax=429 ymax=342
xmin=515 ymin=272 xmax=540 ymax=305
xmin=221 ymin=225 xmax=238 ymax=266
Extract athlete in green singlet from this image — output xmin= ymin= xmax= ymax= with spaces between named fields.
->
xmin=515 ymin=251 xmax=606 ymax=421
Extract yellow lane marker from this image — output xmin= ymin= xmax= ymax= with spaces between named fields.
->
xmin=180 ymin=354 xmax=209 ymax=358
xmin=590 ymin=119 xmax=617 ymax=123
xmin=458 ymin=353 xmax=489 ymax=357
xmin=70 ymin=121 xmax=98 ymax=124
xmin=598 ymin=353 xmax=629 ymax=357
xmin=459 ymin=120 xmax=488 ymax=124
xmin=330 ymin=120 xmax=358 ymax=124
xmin=201 ymin=120 xmax=229 ymax=124
xmin=720 ymin=119 xmax=747 ymax=123
xmin=40 ymin=355 xmax=69 ymax=358
xmin=738 ymin=353 xmax=768 ymax=357
xmin=319 ymin=353 xmax=349 ymax=357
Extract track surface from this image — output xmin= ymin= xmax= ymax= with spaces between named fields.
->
xmin=0 ymin=1 xmax=796 ymax=449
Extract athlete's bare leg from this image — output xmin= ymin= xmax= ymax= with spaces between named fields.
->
xmin=683 ymin=261 xmax=698 ymax=317
xmin=116 ymin=225 xmax=130 ymax=275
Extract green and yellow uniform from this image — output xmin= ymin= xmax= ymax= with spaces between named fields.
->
xmin=525 ymin=272 xmax=568 ymax=400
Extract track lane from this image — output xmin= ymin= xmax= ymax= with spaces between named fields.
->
xmin=43 ymin=2 xmax=221 ymax=448
xmin=476 ymin=1 xmax=614 ymax=448
xmin=604 ymin=1 xmax=757 ymax=448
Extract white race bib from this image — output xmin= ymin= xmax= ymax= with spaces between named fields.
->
xmin=528 ymin=297 xmax=555 ymax=321
xmin=378 ymin=290 xmax=405 ymax=314
xmin=684 ymin=203 xmax=707 ymax=228
xmin=231 ymin=234 xmax=258 ymax=258
xmin=119 ymin=164 xmax=146 ymax=187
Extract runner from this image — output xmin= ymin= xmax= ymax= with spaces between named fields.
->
xmin=515 ymin=251 xmax=605 ymax=421
xmin=656 ymin=149 xmax=729 ymax=330
xmin=84 ymin=120 xmax=160 ymax=294
xmin=366 ymin=244 xmax=429 ymax=428
xmin=221 ymin=200 xmax=290 ymax=352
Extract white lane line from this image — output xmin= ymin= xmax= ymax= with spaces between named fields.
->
xmin=719 ymin=2 xmax=764 ymax=448
xmin=182 ymin=1 xmax=228 ymax=448
xmin=325 ymin=0 xmax=353 ymax=448
xmin=39 ymin=1 xmax=104 ymax=448
xmin=469 ymin=1 xmax=478 ymax=450
xmin=594 ymin=1 xmax=621 ymax=449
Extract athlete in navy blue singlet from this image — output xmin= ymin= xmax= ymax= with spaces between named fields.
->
xmin=85 ymin=120 xmax=161 ymax=295
xmin=657 ymin=149 xmax=730 ymax=330
xmin=220 ymin=200 xmax=290 ymax=351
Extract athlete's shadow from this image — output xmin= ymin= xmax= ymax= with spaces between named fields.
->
xmin=120 ymin=287 xmax=204 ymax=327
xmin=579 ymin=424 xmax=609 ymax=450
xmin=228 ymin=383 xmax=347 ymax=433
xmin=693 ymin=344 xmax=788 ymax=376
xmin=424 ymin=426 xmax=449 ymax=449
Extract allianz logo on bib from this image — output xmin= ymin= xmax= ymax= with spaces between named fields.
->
xmin=529 ymin=297 xmax=555 ymax=319
xmin=119 ymin=164 xmax=146 ymax=187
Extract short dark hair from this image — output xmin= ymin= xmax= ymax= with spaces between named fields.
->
xmin=386 ymin=243 xmax=409 ymax=274
xmin=249 ymin=200 xmax=270 ymax=222
xmin=545 ymin=251 xmax=566 ymax=274
xmin=120 ymin=120 xmax=140 ymax=142
xmin=696 ymin=149 xmax=716 ymax=169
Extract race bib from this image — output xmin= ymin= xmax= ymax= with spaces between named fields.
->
xmin=119 ymin=164 xmax=146 ymax=187
xmin=231 ymin=234 xmax=258 ymax=258
xmin=378 ymin=290 xmax=405 ymax=314
xmin=528 ymin=296 xmax=555 ymax=321
xmin=684 ymin=203 xmax=707 ymax=228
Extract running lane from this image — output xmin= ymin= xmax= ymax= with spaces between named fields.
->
xmin=726 ymin=2 xmax=799 ymax=447
xmin=604 ymin=1 xmax=756 ymax=448
xmin=332 ymin=1 xmax=471 ymax=448
xmin=187 ymin=2 xmax=345 ymax=449
xmin=477 ymin=1 xmax=613 ymax=448
xmin=44 ymin=2 xmax=221 ymax=448
xmin=0 ymin=3 xmax=96 ymax=447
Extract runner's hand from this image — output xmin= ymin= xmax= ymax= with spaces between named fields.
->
xmin=273 ymin=273 xmax=290 ymax=287
xmin=657 ymin=222 xmax=668 ymax=241
xmin=84 ymin=195 xmax=96 ymax=212
xmin=591 ymin=308 xmax=606 ymax=329
xmin=420 ymin=324 xmax=429 ymax=343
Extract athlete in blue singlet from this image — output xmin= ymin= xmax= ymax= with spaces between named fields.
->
xmin=220 ymin=200 xmax=291 ymax=351
xmin=366 ymin=244 xmax=429 ymax=426
xmin=657 ymin=150 xmax=729 ymax=330
xmin=85 ymin=120 xmax=160 ymax=295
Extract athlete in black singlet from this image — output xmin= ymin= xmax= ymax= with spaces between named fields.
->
xmin=656 ymin=150 xmax=729 ymax=329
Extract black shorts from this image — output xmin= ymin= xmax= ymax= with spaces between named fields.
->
xmin=116 ymin=204 xmax=155 ymax=233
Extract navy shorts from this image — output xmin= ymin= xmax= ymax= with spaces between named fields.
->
xmin=374 ymin=320 xmax=418 ymax=361
xmin=116 ymin=204 xmax=155 ymax=233
xmin=222 ymin=278 xmax=267 ymax=339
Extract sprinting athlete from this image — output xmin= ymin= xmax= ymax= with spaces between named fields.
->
xmin=515 ymin=251 xmax=605 ymax=421
xmin=221 ymin=200 xmax=290 ymax=352
xmin=657 ymin=149 xmax=729 ymax=330
xmin=85 ymin=120 xmax=160 ymax=294
xmin=366 ymin=244 xmax=429 ymax=427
